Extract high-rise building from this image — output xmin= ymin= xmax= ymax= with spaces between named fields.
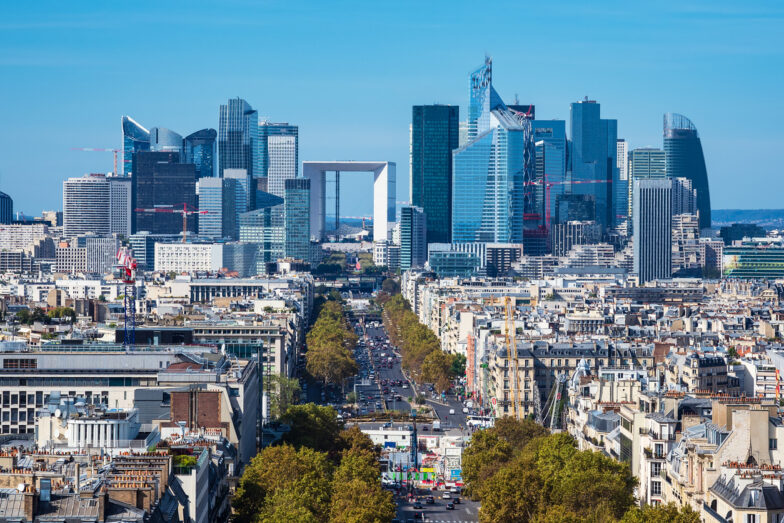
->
xmin=628 ymin=147 xmax=666 ymax=235
xmin=399 ymin=205 xmax=427 ymax=272
xmin=410 ymin=105 xmax=459 ymax=245
xmin=218 ymin=98 xmax=259 ymax=178
xmin=259 ymin=121 xmax=298 ymax=197
xmin=0 ymin=191 xmax=12 ymax=224
xmin=532 ymin=120 xmax=567 ymax=228
xmin=239 ymin=191 xmax=285 ymax=275
xmin=184 ymin=129 xmax=217 ymax=179
xmin=664 ymin=113 xmax=711 ymax=229
xmin=149 ymin=127 xmax=183 ymax=156
xmin=198 ymin=177 xmax=238 ymax=239
xmin=616 ymin=139 xmax=629 ymax=234
xmin=224 ymin=168 xmax=251 ymax=234
xmin=633 ymin=179 xmax=672 ymax=283
xmin=555 ymin=194 xmax=596 ymax=224
xmin=284 ymin=178 xmax=311 ymax=262
xmin=63 ymin=174 xmax=111 ymax=238
xmin=121 ymin=116 xmax=150 ymax=177
xmin=452 ymin=58 xmax=534 ymax=244
xmin=671 ymin=177 xmax=697 ymax=216
xmin=549 ymin=220 xmax=601 ymax=257
xmin=569 ymin=100 xmax=618 ymax=230
xmin=109 ymin=177 xmax=132 ymax=237
xmin=131 ymin=151 xmax=197 ymax=235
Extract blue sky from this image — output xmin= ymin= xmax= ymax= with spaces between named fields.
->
xmin=1 ymin=0 xmax=782 ymax=216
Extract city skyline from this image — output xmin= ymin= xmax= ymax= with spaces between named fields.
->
xmin=1 ymin=1 xmax=782 ymax=216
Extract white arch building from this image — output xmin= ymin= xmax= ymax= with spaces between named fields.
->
xmin=303 ymin=161 xmax=396 ymax=242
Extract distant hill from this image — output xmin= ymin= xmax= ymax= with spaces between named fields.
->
xmin=713 ymin=209 xmax=784 ymax=229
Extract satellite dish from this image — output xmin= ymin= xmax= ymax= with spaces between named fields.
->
xmin=54 ymin=409 xmax=62 ymax=418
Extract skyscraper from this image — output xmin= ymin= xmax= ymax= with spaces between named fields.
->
xmin=259 ymin=121 xmax=298 ymax=198
xmin=184 ymin=129 xmax=217 ymax=179
xmin=284 ymin=178 xmax=311 ymax=261
xmin=218 ymin=98 xmax=259 ymax=178
xmin=671 ymin=177 xmax=697 ymax=216
xmin=628 ymin=148 xmax=666 ymax=236
xmin=664 ymin=113 xmax=711 ymax=229
xmin=452 ymin=58 xmax=533 ymax=244
xmin=399 ymin=205 xmax=427 ymax=272
xmin=121 ymin=116 xmax=150 ymax=177
xmin=532 ymin=120 xmax=567 ymax=226
xmin=198 ymin=177 xmax=238 ymax=239
xmin=633 ymin=179 xmax=672 ymax=283
xmin=109 ymin=177 xmax=132 ymax=237
xmin=149 ymin=127 xmax=184 ymax=156
xmin=239 ymin=191 xmax=285 ymax=275
xmin=132 ymin=151 xmax=197 ymax=235
xmin=616 ymin=139 xmax=629 ymax=234
xmin=63 ymin=174 xmax=111 ymax=238
xmin=0 ymin=191 xmax=12 ymax=224
xmin=410 ymin=105 xmax=459 ymax=245
xmin=569 ymin=100 xmax=618 ymax=231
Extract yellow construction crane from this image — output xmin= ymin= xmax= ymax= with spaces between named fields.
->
xmin=504 ymin=296 xmax=520 ymax=419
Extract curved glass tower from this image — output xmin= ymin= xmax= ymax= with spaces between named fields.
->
xmin=184 ymin=129 xmax=217 ymax=179
xmin=663 ymin=113 xmax=711 ymax=229
xmin=122 ymin=116 xmax=150 ymax=177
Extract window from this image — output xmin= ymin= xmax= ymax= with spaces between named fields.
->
xmin=651 ymin=481 xmax=661 ymax=496
xmin=746 ymin=515 xmax=757 ymax=523
xmin=771 ymin=438 xmax=778 ymax=450
xmin=651 ymin=462 xmax=661 ymax=477
xmin=3 ymin=358 xmax=37 ymax=369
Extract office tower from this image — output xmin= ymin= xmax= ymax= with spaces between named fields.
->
xmin=184 ymin=129 xmax=217 ymax=179
xmin=633 ymin=179 xmax=672 ymax=283
xmin=198 ymin=177 xmax=238 ymax=239
xmin=109 ymin=177 xmax=132 ymax=236
xmin=399 ymin=205 xmax=427 ymax=271
xmin=121 ymin=116 xmax=150 ymax=177
xmin=628 ymin=148 xmax=666 ymax=235
xmin=671 ymin=213 xmax=701 ymax=274
xmin=569 ymin=99 xmax=618 ymax=231
xmin=452 ymin=58 xmax=533 ymax=244
xmin=532 ymin=120 xmax=567 ymax=226
xmin=239 ymin=192 xmax=285 ymax=275
xmin=224 ymin=168 xmax=251 ymax=231
xmin=410 ymin=105 xmax=459 ymax=245
xmin=664 ymin=113 xmax=711 ymax=229
xmin=671 ymin=177 xmax=697 ymax=216
xmin=720 ymin=223 xmax=766 ymax=246
xmin=616 ymin=139 xmax=629 ymax=234
xmin=284 ymin=178 xmax=311 ymax=261
xmin=131 ymin=151 xmax=197 ymax=235
xmin=0 ymin=191 xmax=12 ymax=224
xmin=259 ymin=121 xmax=298 ymax=197
xmin=218 ymin=97 xmax=259 ymax=177
xmin=485 ymin=243 xmax=523 ymax=277
xmin=555 ymin=194 xmax=596 ymax=224
xmin=149 ymin=127 xmax=183 ymax=156
xmin=549 ymin=220 xmax=601 ymax=257
xmin=63 ymin=174 xmax=111 ymax=238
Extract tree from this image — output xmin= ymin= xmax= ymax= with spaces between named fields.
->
xmin=450 ymin=353 xmax=467 ymax=377
xmin=259 ymin=489 xmax=320 ymax=523
xmin=620 ymin=503 xmax=701 ymax=523
xmin=461 ymin=429 xmax=515 ymax=499
xmin=479 ymin=451 xmax=544 ymax=522
xmin=280 ymin=404 xmax=343 ymax=453
xmin=329 ymin=478 xmax=395 ymax=523
xmin=336 ymin=425 xmax=379 ymax=458
xmin=268 ymin=374 xmax=301 ymax=419
xmin=421 ymin=350 xmax=453 ymax=393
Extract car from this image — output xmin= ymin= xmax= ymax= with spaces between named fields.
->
xmin=441 ymin=492 xmax=451 ymax=499
xmin=446 ymin=503 xmax=455 ymax=510
xmin=453 ymin=497 xmax=461 ymax=504
xmin=413 ymin=502 xmax=423 ymax=509
xmin=462 ymin=407 xmax=469 ymax=413
xmin=449 ymin=409 xmax=455 ymax=415
xmin=402 ymin=384 xmax=409 ymax=389
xmin=450 ymin=486 xmax=461 ymax=494
xmin=425 ymin=496 xmax=434 ymax=504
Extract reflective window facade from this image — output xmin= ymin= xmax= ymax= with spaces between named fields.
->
xmin=131 ymin=152 xmax=197 ymax=235
xmin=284 ymin=178 xmax=310 ymax=261
xmin=184 ymin=129 xmax=217 ymax=179
xmin=0 ymin=191 xmax=13 ymax=224
xmin=410 ymin=105 xmax=459 ymax=245
xmin=239 ymin=192 xmax=284 ymax=275
xmin=121 ymin=116 xmax=150 ymax=177
xmin=399 ymin=205 xmax=427 ymax=271
xmin=664 ymin=113 xmax=711 ymax=229
xmin=260 ymin=122 xmax=298 ymax=198
xmin=532 ymin=120 xmax=567 ymax=226
xmin=218 ymin=98 xmax=259 ymax=178
xmin=198 ymin=177 xmax=237 ymax=239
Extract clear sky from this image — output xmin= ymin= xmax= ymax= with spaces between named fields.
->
xmin=1 ymin=0 xmax=782 ymax=217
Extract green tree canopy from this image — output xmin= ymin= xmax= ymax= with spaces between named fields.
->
xmin=280 ymin=404 xmax=344 ymax=453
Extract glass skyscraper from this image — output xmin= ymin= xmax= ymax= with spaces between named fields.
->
xmin=131 ymin=151 xmax=197 ymax=235
xmin=532 ymin=120 xmax=567 ymax=226
xmin=197 ymin=177 xmax=237 ymax=239
xmin=569 ymin=100 xmax=618 ymax=231
xmin=284 ymin=178 xmax=311 ymax=261
xmin=664 ymin=113 xmax=711 ymax=230
xmin=184 ymin=129 xmax=217 ymax=179
xmin=452 ymin=58 xmax=533 ymax=244
xmin=239 ymin=191 xmax=285 ymax=275
xmin=149 ymin=127 xmax=184 ymax=156
xmin=259 ymin=121 xmax=298 ymax=198
xmin=121 ymin=116 xmax=150 ymax=177
xmin=399 ymin=205 xmax=427 ymax=272
xmin=0 ymin=191 xmax=12 ymax=224
xmin=410 ymin=105 xmax=459 ymax=245
xmin=218 ymin=98 xmax=259 ymax=178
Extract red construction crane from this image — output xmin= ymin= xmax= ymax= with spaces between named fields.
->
xmin=524 ymin=178 xmax=611 ymax=230
xmin=71 ymin=148 xmax=122 ymax=176
xmin=134 ymin=203 xmax=207 ymax=242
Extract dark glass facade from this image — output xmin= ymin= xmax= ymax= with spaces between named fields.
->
xmin=121 ymin=116 xmax=150 ymax=177
xmin=131 ymin=151 xmax=197 ymax=235
xmin=0 ymin=191 xmax=12 ymax=224
xmin=218 ymin=98 xmax=259 ymax=177
xmin=664 ymin=113 xmax=711 ymax=229
xmin=184 ymin=129 xmax=217 ymax=179
xmin=284 ymin=178 xmax=310 ymax=261
xmin=410 ymin=105 xmax=459 ymax=245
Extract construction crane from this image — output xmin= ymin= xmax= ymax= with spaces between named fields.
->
xmin=115 ymin=247 xmax=137 ymax=348
xmin=524 ymin=178 xmax=611 ymax=230
xmin=72 ymin=148 xmax=122 ymax=177
xmin=134 ymin=204 xmax=207 ymax=243
xmin=504 ymin=296 xmax=520 ymax=419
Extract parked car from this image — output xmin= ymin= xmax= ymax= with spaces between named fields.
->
xmin=446 ymin=503 xmax=455 ymax=510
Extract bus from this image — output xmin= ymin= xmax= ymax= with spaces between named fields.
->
xmin=467 ymin=415 xmax=494 ymax=428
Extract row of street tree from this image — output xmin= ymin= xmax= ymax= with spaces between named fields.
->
xmin=233 ymin=404 xmax=395 ymax=523
xmin=305 ymin=300 xmax=358 ymax=387
xmin=381 ymin=292 xmax=464 ymax=393
xmin=462 ymin=417 xmax=700 ymax=522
